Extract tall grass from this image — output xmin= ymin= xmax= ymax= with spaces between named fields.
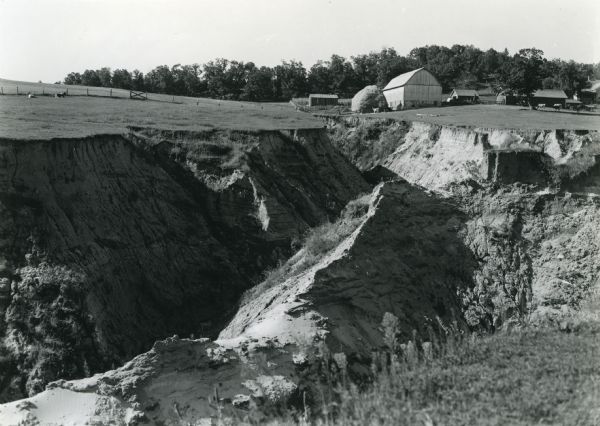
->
xmin=305 ymin=291 xmax=600 ymax=426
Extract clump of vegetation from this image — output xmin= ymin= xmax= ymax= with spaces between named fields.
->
xmin=292 ymin=291 xmax=599 ymax=426
xmin=219 ymin=291 xmax=600 ymax=425
xmin=330 ymin=119 xmax=409 ymax=170
xmin=240 ymin=192 xmax=373 ymax=306
xmin=167 ymin=131 xmax=259 ymax=171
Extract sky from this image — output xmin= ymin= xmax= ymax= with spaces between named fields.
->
xmin=1 ymin=0 xmax=599 ymax=83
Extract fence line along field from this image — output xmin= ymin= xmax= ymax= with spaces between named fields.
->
xmin=0 ymin=77 xmax=293 ymax=111
xmin=0 ymin=84 xmax=323 ymax=140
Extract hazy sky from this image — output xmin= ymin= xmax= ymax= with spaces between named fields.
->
xmin=1 ymin=0 xmax=599 ymax=82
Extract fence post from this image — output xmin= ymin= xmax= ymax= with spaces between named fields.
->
xmin=87 ymin=88 xmax=89 ymax=96
xmin=66 ymin=88 xmax=68 ymax=95
xmin=1 ymin=87 xmax=3 ymax=95
xmin=42 ymin=88 xmax=45 ymax=95
xmin=110 ymin=88 xmax=112 ymax=97
xmin=16 ymin=86 xmax=19 ymax=95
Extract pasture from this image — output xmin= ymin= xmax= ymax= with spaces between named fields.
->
xmin=0 ymin=88 xmax=322 ymax=140
xmin=1 ymin=77 xmax=598 ymax=140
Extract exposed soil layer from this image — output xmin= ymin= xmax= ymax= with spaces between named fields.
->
xmin=1 ymin=117 xmax=599 ymax=424
xmin=0 ymin=128 xmax=368 ymax=402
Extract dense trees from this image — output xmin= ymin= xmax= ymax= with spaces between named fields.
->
xmin=61 ymin=45 xmax=599 ymax=101
xmin=504 ymin=48 xmax=545 ymax=102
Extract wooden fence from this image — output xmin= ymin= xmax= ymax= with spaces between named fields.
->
xmin=0 ymin=84 xmax=183 ymax=103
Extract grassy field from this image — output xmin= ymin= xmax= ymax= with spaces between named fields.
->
xmin=0 ymin=77 xmax=322 ymax=139
xmin=348 ymin=104 xmax=600 ymax=131
xmin=0 ymin=77 xmax=291 ymax=109
xmin=0 ymin=95 xmax=323 ymax=139
xmin=1 ymin=77 xmax=599 ymax=139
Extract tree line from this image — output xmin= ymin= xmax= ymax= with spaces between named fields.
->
xmin=62 ymin=45 xmax=600 ymax=101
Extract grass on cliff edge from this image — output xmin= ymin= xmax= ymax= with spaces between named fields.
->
xmin=257 ymin=294 xmax=600 ymax=426
xmin=345 ymin=104 xmax=600 ymax=131
xmin=0 ymin=94 xmax=322 ymax=140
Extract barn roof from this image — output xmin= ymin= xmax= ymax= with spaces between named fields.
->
xmin=582 ymin=80 xmax=600 ymax=92
xmin=383 ymin=68 xmax=440 ymax=91
xmin=451 ymin=89 xmax=479 ymax=97
xmin=308 ymin=93 xmax=338 ymax=98
xmin=533 ymin=89 xmax=567 ymax=99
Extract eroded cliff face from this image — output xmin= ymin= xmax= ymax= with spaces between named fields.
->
xmin=328 ymin=117 xmax=600 ymax=327
xmin=0 ymin=128 xmax=368 ymax=402
xmin=2 ymin=118 xmax=599 ymax=425
xmin=328 ymin=117 xmax=600 ymax=190
xmin=0 ymin=179 xmax=484 ymax=424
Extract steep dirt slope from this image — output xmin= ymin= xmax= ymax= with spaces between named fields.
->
xmin=0 ymin=128 xmax=368 ymax=402
xmin=328 ymin=117 xmax=600 ymax=191
xmin=462 ymin=188 xmax=600 ymax=327
xmin=0 ymin=179 xmax=487 ymax=424
xmin=128 ymin=127 xmax=369 ymax=279
xmin=2 ymin=117 xmax=600 ymax=424
xmin=327 ymin=117 xmax=600 ymax=326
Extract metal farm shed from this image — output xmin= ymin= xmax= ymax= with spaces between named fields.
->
xmin=308 ymin=94 xmax=339 ymax=107
xmin=382 ymin=68 xmax=442 ymax=110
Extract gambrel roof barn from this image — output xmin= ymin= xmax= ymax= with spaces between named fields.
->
xmin=382 ymin=68 xmax=442 ymax=110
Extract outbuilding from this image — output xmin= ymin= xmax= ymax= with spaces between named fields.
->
xmin=532 ymin=89 xmax=568 ymax=108
xmin=382 ymin=68 xmax=442 ymax=110
xmin=448 ymin=89 xmax=479 ymax=104
xmin=496 ymin=90 xmax=517 ymax=105
xmin=307 ymin=94 xmax=339 ymax=108
xmin=565 ymin=99 xmax=583 ymax=110
xmin=580 ymin=80 xmax=600 ymax=104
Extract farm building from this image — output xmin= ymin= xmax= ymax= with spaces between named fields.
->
xmin=307 ymin=94 xmax=338 ymax=107
xmin=580 ymin=80 xmax=600 ymax=104
xmin=382 ymin=68 xmax=442 ymax=110
xmin=496 ymin=90 xmax=518 ymax=105
xmin=532 ymin=89 xmax=568 ymax=108
xmin=565 ymin=99 xmax=583 ymax=110
xmin=448 ymin=89 xmax=480 ymax=104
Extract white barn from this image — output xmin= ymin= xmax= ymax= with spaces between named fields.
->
xmin=382 ymin=68 xmax=442 ymax=110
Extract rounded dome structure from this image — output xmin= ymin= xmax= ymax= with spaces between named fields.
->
xmin=351 ymin=85 xmax=386 ymax=113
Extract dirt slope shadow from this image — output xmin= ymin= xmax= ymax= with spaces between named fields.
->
xmin=306 ymin=180 xmax=479 ymax=364
xmin=0 ymin=136 xmax=248 ymax=401
xmin=0 ymin=128 xmax=369 ymax=402
xmin=0 ymin=179 xmax=485 ymax=424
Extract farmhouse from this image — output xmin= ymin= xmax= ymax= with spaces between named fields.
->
xmin=382 ymin=68 xmax=442 ymax=110
xmin=532 ymin=89 xmax=568 ymax=108
xmin=308 ymin=94 xmax=338 ymax=107
xmin=448 ymin=89 xmax=479 ymax=104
